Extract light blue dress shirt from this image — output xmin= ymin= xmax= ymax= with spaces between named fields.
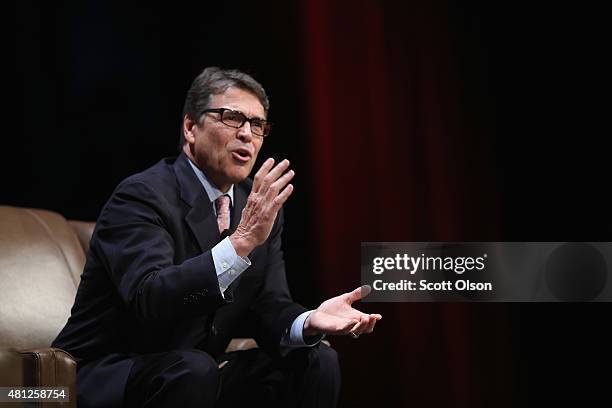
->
xmin=187 ymin=158 xmax=320 ymax=348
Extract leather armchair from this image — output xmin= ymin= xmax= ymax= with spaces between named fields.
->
xmin=0 ymin=206 xmax=82 ymax=407
xmin=0 ymin=205 xmax=262 ymax=407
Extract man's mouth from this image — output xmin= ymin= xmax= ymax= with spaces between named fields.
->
xmin=231 ymin=147 xmax=252 ymax=163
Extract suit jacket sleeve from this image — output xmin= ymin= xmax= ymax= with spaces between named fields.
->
xmin=92 ymin=178 xmax=225 ymax=322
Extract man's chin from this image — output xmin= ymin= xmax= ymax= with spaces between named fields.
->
xmin=227 ymin=169 xmax=252 ymax=184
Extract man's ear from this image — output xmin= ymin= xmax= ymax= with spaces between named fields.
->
xmin=182 ymin=114 xmax=197 ymax=144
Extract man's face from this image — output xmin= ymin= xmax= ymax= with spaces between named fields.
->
xmin=183 ymin=87 xmax=265 ymax=192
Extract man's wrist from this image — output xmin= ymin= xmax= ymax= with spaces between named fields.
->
xmin=229 ymin=233 xmax=255 ymax=258
xmin=303 ymin=312 xmax=319 ymax=337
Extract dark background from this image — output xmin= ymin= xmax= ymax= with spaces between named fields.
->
xmin=10 ymin=0 xmax=611 ymax=406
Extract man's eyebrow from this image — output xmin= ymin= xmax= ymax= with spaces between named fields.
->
xmin=240 ymin=110 xmax=267 ymax=122
xmin=225 ymin=107 xmax=266 ymax=121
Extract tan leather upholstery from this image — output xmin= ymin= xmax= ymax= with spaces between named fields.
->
xmin=0 ymin=206 xmax=81 ymax=407
xmin=0 ymin=205 xmax=264 ymax=405
xmin=0 ymin=207 xmax=82 ymax=350
xmin=68 ymin=220 xmax=95 ymax=255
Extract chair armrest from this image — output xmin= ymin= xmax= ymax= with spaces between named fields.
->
xmin=19 ymin=348 xmax=76 ymax=408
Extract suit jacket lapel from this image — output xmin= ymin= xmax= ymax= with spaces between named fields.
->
xmin=173 ymin=153 xmax=221 ymax=252
xmin=185 ymin=200 xmax=220 ymax=252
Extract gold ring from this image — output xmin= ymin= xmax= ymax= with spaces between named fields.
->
xmin=349 ymin=331 xmax=360 ymax=339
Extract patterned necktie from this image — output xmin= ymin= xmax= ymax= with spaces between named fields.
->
xmin=215 ymin=195 xmax=231 ymax=234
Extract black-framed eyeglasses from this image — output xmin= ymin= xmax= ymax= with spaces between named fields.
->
xmin=202 ymin=108 xmax=273 ymax=137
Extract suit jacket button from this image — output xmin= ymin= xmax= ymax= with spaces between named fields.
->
xmin=211 ymin=325 xmax=218 ymax=336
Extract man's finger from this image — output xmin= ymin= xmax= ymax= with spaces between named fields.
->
xmin=347 ymin=319 xmax=364 ymax=335
xmin=364 ymin=317 xmax=377 ymax=333
xmin=355 ymin=316 xmax=374 ymax=335
xmin=267 ymin=170 xmax=295 ymax=201
xmin=260 ymin=159 xmax=290 ymax=192
xmin=253 ymin=158 xmax=275 ymax=193
xmin=335 ymin=319 xmax=358 ymax=334
xmin=272 ymin=184 xmax=294 ymax=208
xmin=346 ymin=285 xmax=372 ymax=304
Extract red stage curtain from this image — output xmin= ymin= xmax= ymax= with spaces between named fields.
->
xmin=301 ymin=1 xmax=516 ymax=406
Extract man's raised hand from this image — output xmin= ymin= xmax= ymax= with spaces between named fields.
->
xmin=230 ymin=158 xmax=294 ymax=258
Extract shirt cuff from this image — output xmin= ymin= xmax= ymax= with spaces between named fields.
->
xmin=212 ymin=237 xmax=251 ymax=295
xmin=281 ymin=310 xmax=325 ymax=348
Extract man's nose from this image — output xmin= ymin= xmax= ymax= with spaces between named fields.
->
xmin=237 ymin=121 xmax=253 ymax=141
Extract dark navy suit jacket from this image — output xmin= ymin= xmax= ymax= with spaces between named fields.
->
xmin=52 ymin=153 xmax=306 ymax=407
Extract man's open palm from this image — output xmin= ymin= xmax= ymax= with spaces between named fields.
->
xmin=304 ymin=285 xmax=382 ymax=337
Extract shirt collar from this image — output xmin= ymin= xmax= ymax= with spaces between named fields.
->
xmin=186 ymin=157 xmax=234 ymax=207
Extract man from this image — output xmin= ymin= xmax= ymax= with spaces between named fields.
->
xmin=53 ymin=67 xmax=381 ymax=407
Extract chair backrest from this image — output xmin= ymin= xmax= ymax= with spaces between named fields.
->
xmin=0 ymin=206 xmax=93 ymax=350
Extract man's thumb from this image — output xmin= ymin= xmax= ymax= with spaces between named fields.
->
xmin=348 ymin=285 xmax=372 ymax=302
